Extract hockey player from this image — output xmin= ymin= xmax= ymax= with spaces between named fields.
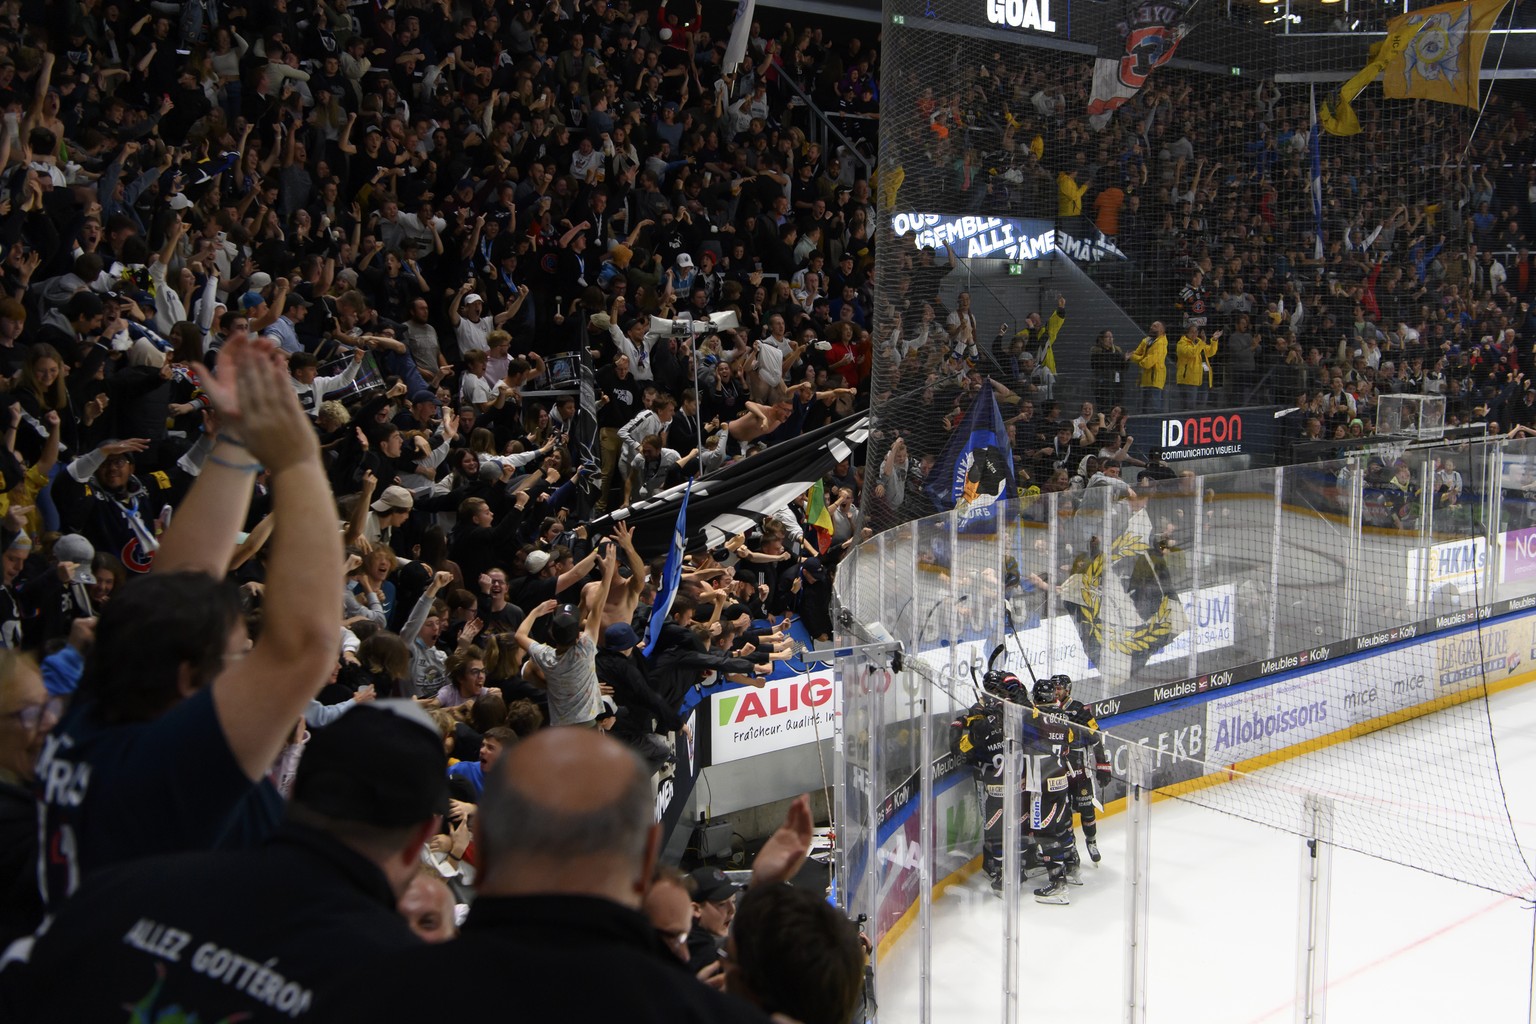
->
xmin=950 ymin=672 xmax=1016 ymax=893
xmin=1050 ymin=673 xmax=1112 ymax=864
xmin=1025 ymin=675 xmax=1081 ymax=905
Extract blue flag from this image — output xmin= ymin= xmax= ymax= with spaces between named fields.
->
xmin=924 ymin=383 xmax=1015 ymax=534
xmin=643 ymin=478 xmax=692 ymax=656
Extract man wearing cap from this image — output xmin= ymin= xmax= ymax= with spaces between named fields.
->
xmin=450 ymin=282 xmax=491 ymax=355
xmin=684 ymin=866 xmax=742 ymax=973
xmin=396 ymin=390 xmax=443 ymax=433
xmin=290 ymin=346 xmax=365 ymax=418
xmin=508 ymin=542 xmax=601 ymax=614
xmin=0 ymin=703 xmax=443 ymax=1021
xmin=262 ymin=288 xmax=312 ymax=355
xmin=597 ymin=621 xmax=685 ymax=767
xmin=514 ymin=545 xmax=616 ymax=728
xmin=367 ymin=485 xmax=415 ymax=546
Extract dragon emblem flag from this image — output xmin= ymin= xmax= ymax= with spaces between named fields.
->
xmin=1086 ymin=0 xmax=1200 ymax=131
xmin=924 ymin=383 xmax=1015 ymax=535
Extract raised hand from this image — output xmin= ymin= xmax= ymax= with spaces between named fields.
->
xmin=100 ymin=438 xmax=150 ymax=458
xmin=233 ymin=339 xmax=320 ymax=473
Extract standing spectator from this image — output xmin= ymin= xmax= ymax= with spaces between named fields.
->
xmin=32 ymin=335 xmax=342 ymax=920
xmin=1090 ymin=330 xmax=1126 ymax=411
xmin=1175 ymin=326 xmax=1220 ymax=410
xmin=514 ymin=543 xmax=617 ymax=728
xmin=1129 ymin=322 xmax=1170 ymax=414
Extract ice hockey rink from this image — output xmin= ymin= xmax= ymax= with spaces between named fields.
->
xmin=875 ymin=681 xmax=1536 ymax=1023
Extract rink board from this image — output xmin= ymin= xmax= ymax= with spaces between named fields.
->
xmin=868 ymin=609 xmax=1536 ymax=961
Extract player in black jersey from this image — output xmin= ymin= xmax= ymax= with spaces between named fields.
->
xmin=1026 ymin=676 xmax=1080 ymax=905
xmin=950 ymin=670 xmax=1016 ymax=893
xmin=1047 ymin=673 xmax=1112 ymax=864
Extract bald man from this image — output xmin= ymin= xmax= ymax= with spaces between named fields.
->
xmin=324 ymin=730 xmax=771 ymax=1022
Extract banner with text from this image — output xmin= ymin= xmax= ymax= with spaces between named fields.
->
xmin=710 ymin=671 xmax=838 ymax=763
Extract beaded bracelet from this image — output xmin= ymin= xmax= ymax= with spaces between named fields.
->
xmin=215 ymin=433 xmax=249 ymax=449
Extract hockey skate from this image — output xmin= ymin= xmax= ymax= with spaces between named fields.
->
xmin=1033 ymin=878 xmax=1070 ymax=905
xmin=1086 ymin=839 xmax=1101 ymax=864
xmin=1021 ymin=852 xmax=1048 ymax=880
xmin=1064 ymin=862 xmax=1084 ymax=886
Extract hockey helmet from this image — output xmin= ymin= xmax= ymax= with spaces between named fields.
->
xmin=1032 ymin=676 xmax=1058 ymax=705
xmin=1049 ymin=673 xmax=1073 ymax=699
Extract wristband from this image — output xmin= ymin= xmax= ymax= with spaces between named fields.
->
xmin=207 ymin=453 xmax=263 ymax=473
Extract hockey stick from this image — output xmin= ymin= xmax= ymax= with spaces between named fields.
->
xmin=1002 ymin=607 xmax=1038 ymax=686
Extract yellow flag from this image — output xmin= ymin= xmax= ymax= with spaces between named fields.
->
xmin=877 ymin=165 xmax=904 ymax=211
xmin=1382 ymin=0 xmax=1509 ymax=109
xmin=1320 ymin=18 xmax=1427 ymax=135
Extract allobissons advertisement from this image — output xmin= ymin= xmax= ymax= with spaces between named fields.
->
xmin=1203 ymin=616 xmax=1531 ymax=768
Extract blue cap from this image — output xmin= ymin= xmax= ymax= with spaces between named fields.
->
xmin=239 ymin=291 xmax=266 ymax=310
xmin=603 ymin=622 xmax=641 ymax=649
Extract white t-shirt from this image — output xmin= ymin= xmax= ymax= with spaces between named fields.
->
xmin=456 ymin=314 xmax=490 ymax=354
xmin=530 ymin=633 xmax=602 ymax=726
xmin=755 ymin=337 xmax=788 ymax=386
xmin=461 ymin=373 xmax=495 ymax=407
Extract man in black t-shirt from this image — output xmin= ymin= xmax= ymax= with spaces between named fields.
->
xmin=595 ymin=352 xmax=639 ymax=513
xmin=26 ymin=336 xmax=342 ymax=927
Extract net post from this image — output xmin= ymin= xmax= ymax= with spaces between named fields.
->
xmin=1268 ymin=467 xmax=1284 ymax=660
xmin=1486 ymin=441 xmax=1504 ymax=611
xmin=1189 ymin=484 xmax=1204 ymax=680
xmin=1123 ymin=742 xmax=1151 ymax=1024
xmin=1295 ymin=794 xmax=1336 ymax=1024
xmin=1345 ymin=453 xmax=1366 ymax=637
xmin=917 ymin=670 xmax=933 ymax=1024
xmin=1001 ymin=699 xmax=1024 ymax=1024
xmin=1047 ymin=490 xmax=1061 ymax=677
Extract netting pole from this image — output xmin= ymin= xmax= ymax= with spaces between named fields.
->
xmin=1419 ymin=457 xmax=1436 ymax=611
xmin=917 ymin=669 xmax=933 ymax=1024
xmin=1485 ymin=442 xmax=1504 ymax=611
xmin=1267 ymin=468 xmax=1284 ymax=659
xmin=1345 ymin=455 xmax=1365 ymax=637
xmin=1001 ymin=700 xmax=1024 ymax=1024
xmin=1047 ymin=491 xmax=1061 ymax=677
xmin=1527 ymin=904 xmax=1536 ymax=1024
xmin=1189 ymin=485 xmax=1204 ymax=680
xmin=1295 ymin=795 xmax=1336 ymax=1024
xmin=1123 ymin=743 xmax=1151 ymax=1024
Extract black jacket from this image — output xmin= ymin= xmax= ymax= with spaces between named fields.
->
xmin=646 ymin=622 xmax=757 ymax=708
xmin=325 ymin=894 xmax=771 ymax=1023
xmin=0 ymin=823 xmax=420 ymax=1022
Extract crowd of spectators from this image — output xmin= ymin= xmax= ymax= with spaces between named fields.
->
xmin=2 ymin=0 xmax=1536 ymax=1014
xmin=869 ymin=52 xmax=1536 ymax=520
xmin=0 ymin=0 xmax=884 ymax=1019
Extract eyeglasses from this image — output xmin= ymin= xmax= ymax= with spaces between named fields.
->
xmin=465 ymin=667 xmax=487 ymax=677
xmin=7 ymin=696 xmax=64 ymax=731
